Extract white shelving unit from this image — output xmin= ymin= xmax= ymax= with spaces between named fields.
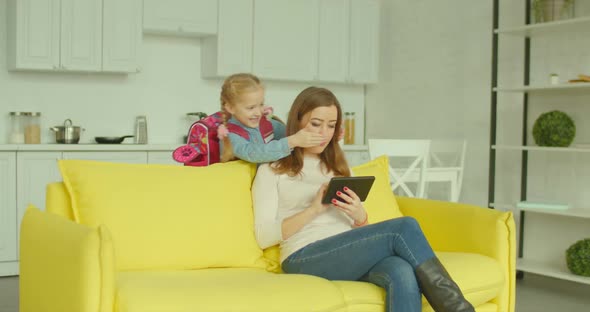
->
xmin=490 ymin=200 xmax=590 ymax=284
xmin=490 ymin=203 xmax=590 ymax=222
xmin=494 ymin=83 xmax=590 ymax=92
xmin=495 ymin=16 xmax=590 ymax=37
xmin=490 ymin=2 xmax=590 ymax=285
xmin=517 ymin=258 xmax=590 ymax=285
xmin=492 ymin=145 xmax=590 ymax=153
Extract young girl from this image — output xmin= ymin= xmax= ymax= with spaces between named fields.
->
xmin=252 ymin=87 xmax=474 ymax=312
xmin=218 ymin=73 xmax=325 ymax=163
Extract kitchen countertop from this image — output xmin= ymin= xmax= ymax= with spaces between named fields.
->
xmin=0 ymin=144 xmax=369 ymax=152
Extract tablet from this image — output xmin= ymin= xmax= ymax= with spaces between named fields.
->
xmin=321 ymin=176 xmax=375 ymax=205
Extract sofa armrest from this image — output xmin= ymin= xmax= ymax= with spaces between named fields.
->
xmin=20 ymin=205 xmax=115 ymax=312
xmin=397 ymin=196 xmax=515 ymax=312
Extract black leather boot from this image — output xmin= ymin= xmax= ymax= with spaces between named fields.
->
xmin=415 ymin=257 xmax=475 ymax=312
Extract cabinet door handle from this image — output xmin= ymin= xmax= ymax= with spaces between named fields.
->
xmin=178 ymin=26 xmax=184 ymax=32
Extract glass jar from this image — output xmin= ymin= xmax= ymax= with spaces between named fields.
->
xmin=344 ymin=112 xmax=356 ymax=145
xmin=24 ymin=112 xmax=41 ymax=144
xmin=8 ymin=112 xmax=26 ymax=144
xmin=9 ymin=112 xmax=41 ymax=144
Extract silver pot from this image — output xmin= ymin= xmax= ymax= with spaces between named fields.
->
xmin=50 ymin=119 xmax=84 ymax=144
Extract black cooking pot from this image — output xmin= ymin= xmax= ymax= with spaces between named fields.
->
xmin=95 ymin=135 xmax=134 ymax=144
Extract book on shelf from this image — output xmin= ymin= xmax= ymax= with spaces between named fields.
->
xmin=516 ymin=201 xmax=569 ymax=210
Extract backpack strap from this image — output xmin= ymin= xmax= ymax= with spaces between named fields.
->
xmin=259 ymin=118 xmax=275 ymax=143
xmin=226 ymin=123 xmax=250 ymax=140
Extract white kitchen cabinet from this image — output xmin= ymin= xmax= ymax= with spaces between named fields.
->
xmin=201 ymin=0 xmax=253 ymax=78
xmin=348 ymin=0 xmax=380 ymax=84
xmin=0 ymin=153 xmax=17 ymax=264
xmin=143 ymin=0 xmax=218 ymax=37
xmin=7 ymin=0 xmax=140 ymax=73
xmin=16 ymin=152 xmax=62 ymax=214
xmin=16 ymin=152 xmax=63 ymax=258
xmin=147 ymin=151 xmax=183 ymax=165
xmin=60 ymin=0 xmax=103 ymax=71
xmin=252 ymin=0 xmax=319 ymax=81
xmin=6 ymin=0 xmax=60 ymax=70
xmin=7 ymin=0 xmax=103 ymax=72
xmin=317 ymin=0 xmax=349 ymax=83
xmin=62 ymin=151 xmax=148 ymax=164
xmin=317 ymin=0 xmax=380 ymax=84
xmin=102 ymin=0 xmax=143 ymax=73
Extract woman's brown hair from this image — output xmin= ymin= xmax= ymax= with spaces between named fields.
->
xmin=272 ymin=87 xmax=350 ymax=177
xmin=219 ymin=73 xmax=263 ymax=162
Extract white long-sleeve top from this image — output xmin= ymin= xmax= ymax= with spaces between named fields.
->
xmin=252 ymin=156 xmax=353 ymax=263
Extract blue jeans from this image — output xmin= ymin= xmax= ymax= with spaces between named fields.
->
xmin=282 ymin=216 xmax=435 ymax=312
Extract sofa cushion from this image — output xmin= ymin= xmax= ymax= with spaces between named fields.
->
xmin=116 ymin=268 xmax=347 ymax=312
xmin=351 ymin=155 xmax=404 ymax=223
xmin=331 ymin=281 xmax=384 ymax=312
xmin=332 ymin=252 xmax=504 ymax=311
xmin=432 ymin=252 xmax=504 ymax=308
xmin=59 ymin=160 xmax=268 ymax=271
xmin=114 ymin=252 xmax=503 ymax=312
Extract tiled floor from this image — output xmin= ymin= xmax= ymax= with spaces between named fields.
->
xmin=1 ymin=273 xmax=589 ymax=311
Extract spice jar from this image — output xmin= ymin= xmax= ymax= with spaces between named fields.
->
xmin=24 ymin=112 xmax=41 ymax=144
xmin=344 ymin=112 xmax=356 ymax=145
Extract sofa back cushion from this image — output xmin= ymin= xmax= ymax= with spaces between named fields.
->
xmin=352 ymin=155 xmax=404 ymax=223
xmin=59 ymin=160 xmax=268 ymax=271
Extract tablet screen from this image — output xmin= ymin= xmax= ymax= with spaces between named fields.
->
xmin=321 ymin=176 xmax=375 ymax=205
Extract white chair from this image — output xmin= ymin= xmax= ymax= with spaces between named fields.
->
xmin=428 ymin=140 xmax=467 ymax=202
xmin=368 ymin=139 xmax=431 ymax=198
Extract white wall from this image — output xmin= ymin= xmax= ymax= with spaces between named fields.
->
xmin=366 ymin=0 xmax=493 ymax=206
xmin=0 ymin=0 xmax=365 ymax=145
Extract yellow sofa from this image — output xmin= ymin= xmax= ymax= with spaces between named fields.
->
xmin=20 ymin=158 xmax=515 ymax=312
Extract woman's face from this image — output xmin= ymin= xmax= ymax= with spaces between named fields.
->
xmin=299 ymin=105 xmax=338 ymax=154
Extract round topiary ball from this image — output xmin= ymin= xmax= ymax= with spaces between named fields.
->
xmin=532 ymin=110 xmax=575 ymax=147
xmin=566 ymin=238 xmax=590 ymax=277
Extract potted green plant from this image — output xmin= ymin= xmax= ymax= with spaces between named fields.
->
xmin=532 ymin=0 xmax=575 ymax=23
xmin=566 ymin=238 xmax=590 ymax=277
xmin=532 ymin=110 xmax=576 ymax=147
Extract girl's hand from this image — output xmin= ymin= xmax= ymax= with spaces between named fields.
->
xmin=331 ymin=186 xmax=367 ymax=224
xmin=263 ymin=106 xmax=274 ymax=119
xmin=287 ymin=129 xmax=325 ymax=148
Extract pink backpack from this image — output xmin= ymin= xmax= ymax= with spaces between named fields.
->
xmin=172 ymin=111 xmax=275 ymax=166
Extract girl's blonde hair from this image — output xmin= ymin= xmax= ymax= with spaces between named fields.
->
xmin=272 ymin=87 xmax=350 ymax=177
xmin=219 ymin=73 xmax=264 ymax=162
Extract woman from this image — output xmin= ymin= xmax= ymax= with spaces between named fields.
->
xmin=252 ymin=87 xmax=474 ymax=312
